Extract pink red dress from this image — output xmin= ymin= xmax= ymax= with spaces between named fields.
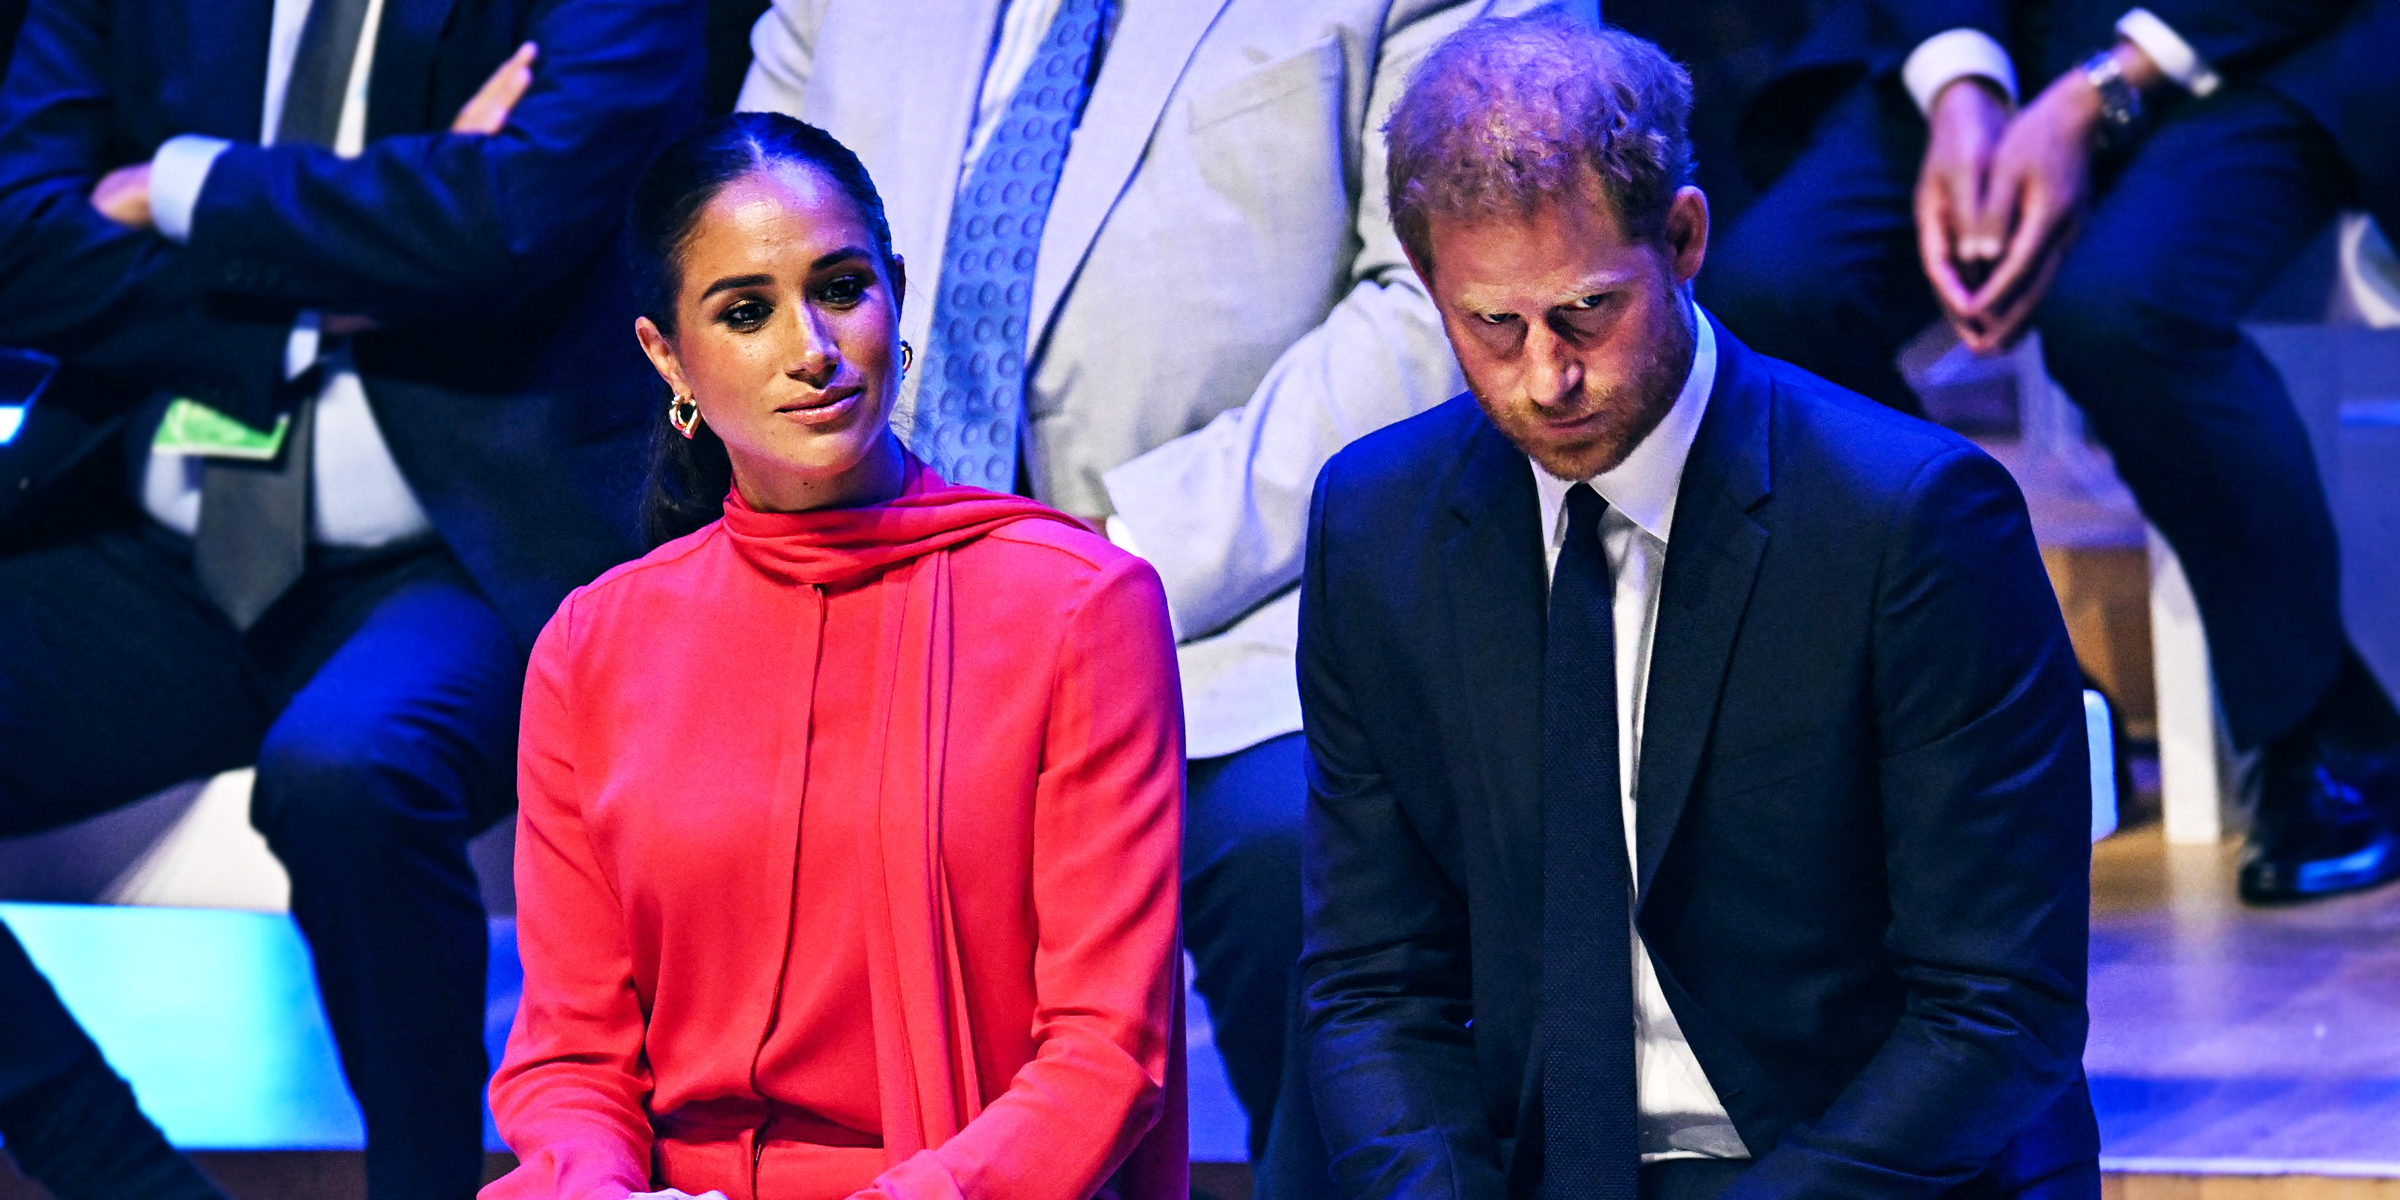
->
xmin=482 ymin=458 xmax=1186 ymax=1200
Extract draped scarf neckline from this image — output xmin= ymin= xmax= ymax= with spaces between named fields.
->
xmin=718 ymin=455 xmax=1082 ymax=587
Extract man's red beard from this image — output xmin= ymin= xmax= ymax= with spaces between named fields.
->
xmin=1479 ymin=290 xmax=1695 ymax=481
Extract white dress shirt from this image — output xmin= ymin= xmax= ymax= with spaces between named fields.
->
xmin=1900 ymin=6 xmax=2219 ymax=118
xmin=1530 ymin=302 xmax=1748 ymax=1162
xmin=141 ymin=0 xmax=433 ymax=549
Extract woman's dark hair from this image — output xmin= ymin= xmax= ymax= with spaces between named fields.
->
xmin=629 ymin=112 xmax=899 ymax=546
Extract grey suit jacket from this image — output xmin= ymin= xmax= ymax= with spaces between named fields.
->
xmin=738 ymin=0 xmax=1572 ymax=757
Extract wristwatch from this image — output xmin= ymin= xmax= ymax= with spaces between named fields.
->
xmin=2079 ymin=49 xmax=2144 ymax=146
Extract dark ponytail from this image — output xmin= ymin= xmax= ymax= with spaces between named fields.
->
xmin=627 ymin=112 xmax=899 ymax=546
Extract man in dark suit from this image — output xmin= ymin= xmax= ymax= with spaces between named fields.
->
xmin=1700 ymin=0 xmax=2400 ymax=902
xmin=0 ymin=0 xmax=700 ymax=1195
xmin=1299 ymin=16 xmax=2098 ymax=1200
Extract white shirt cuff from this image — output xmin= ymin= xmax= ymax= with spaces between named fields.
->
xmin=284 ymin=312 xmax=323 ymax=382
xmin=148 ymin=135 xmax=231 ymax=245
xmin=2117 ymin=8 xmax=2220 ymax=97
xmin=1101 ymin=514 xmax=1188 ymax=640
xmin=1104 ymin=513 xmax=1143 ymax=558
xmin=1902 ymin=28 xmax=2020 ymax=118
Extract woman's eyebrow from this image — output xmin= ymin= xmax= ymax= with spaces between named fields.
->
xmin=700 ymin=273 xmax=773 ymax=299
xmin=811 ymin=246 xmax=872 ymax=271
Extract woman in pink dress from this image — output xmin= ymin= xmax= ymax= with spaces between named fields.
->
xmin=481 ymin=113 xmax=1186 ymax=1200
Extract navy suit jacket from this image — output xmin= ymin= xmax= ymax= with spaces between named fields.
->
xmin=1297 ymin=319 xmax=2100 ymax=1200
xmin=1740 ymin=0 xmax=2400 ymax=231
xmin=0 ymin=0 xmax=704 ymax=645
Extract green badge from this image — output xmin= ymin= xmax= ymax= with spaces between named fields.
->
xmin=151 ymin=398 xmax=290 ymax=461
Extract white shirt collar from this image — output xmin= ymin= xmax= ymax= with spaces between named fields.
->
xmin=1533 ymin=301 xmax=1717 ymax=548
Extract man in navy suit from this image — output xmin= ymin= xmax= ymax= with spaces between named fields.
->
xmin=0 ymin=0 xmax=700 ymax=1195
xmin=1298 ymin=16 xmax=2097 ymax=1200
xmin=1701 ymin=0 xmax=2400 ymax=902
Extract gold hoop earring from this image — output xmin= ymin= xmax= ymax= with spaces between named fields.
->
xmin=668 ymin=393 xmax=700 ymax=439
xmin=899 ymin=340 xmax=914 ymax=375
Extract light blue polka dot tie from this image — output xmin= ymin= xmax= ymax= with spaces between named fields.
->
xmin=914 ymin=0 xmax=1108 ymax=492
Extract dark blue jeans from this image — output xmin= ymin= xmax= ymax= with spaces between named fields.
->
xmin=0 ymin=514 xmax=519 ymax=1200
xmin=1186 ymin=730 xmax=1334 ymax=1197
xmin=1702 ymin=79 xmax=2354 ymax=749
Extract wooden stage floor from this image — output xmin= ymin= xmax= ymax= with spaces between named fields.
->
xmin=1 ymin=824 xmax=2394 ymax=1199
xmin=2088 ymin=826 xmax=2400 ymax=1180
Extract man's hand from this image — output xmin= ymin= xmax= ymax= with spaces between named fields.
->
xmin=452 ymin=41 xmax=538 ymax=135
xmin=92 ymin=163 xmax=155 ymax=229
xmin=1914 ymin=78 xmax=2009 ymax=338
xmin=1958 ymin=40 xmax=2164 ymax=353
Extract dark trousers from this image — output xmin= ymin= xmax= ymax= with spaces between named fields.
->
xmin=0 ymin=512 xmax=521 ymax=1200
xmin=1185 ymin=731 xmax=1333 ymax=1197
xmin=1700 ymin=79 xmax=2353 ymax=749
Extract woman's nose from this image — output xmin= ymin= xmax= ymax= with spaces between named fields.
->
xmin=787 ymin=311 xmax=840 ymax=386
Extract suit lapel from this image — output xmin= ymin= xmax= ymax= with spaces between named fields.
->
xmin=1634 ymin=317 xmax=1774 ymax=904
xmin=364 ymin=0 xmax=461 ymax=140
xmin=1439 ymin=417 xmax=1548 ymax=921
xmin=1026 ymin=0 xmax=1233 ymax=357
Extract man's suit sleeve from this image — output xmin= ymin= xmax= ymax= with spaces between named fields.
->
xmin=1726 ymin=447 xmax=2091 ymax=1200
xmin=0 ymin=0 xmax=292 ymax=423
xmin=176 ymin=0 xmax=702 ymax=322
xmin=2138 ymin=0 xmax=2362 ymax=74
xmin=732 ymin=0 xmax=827 ymax=115
xmin=1095 ymin=0 xmax=1534 ymax=640
xmin=1867 ymin=0 xmax=2008 ymax=56
xmin=1298 ymin=462 xmax=1508 ymax=1200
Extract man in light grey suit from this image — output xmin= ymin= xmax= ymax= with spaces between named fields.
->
xmin=738 ymin=0 xmax=1572 ymax=1192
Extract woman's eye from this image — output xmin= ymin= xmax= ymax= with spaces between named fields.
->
xmin=721 ymin=299 xmax=771 ymax=329
xmin=818 ymin=275 xmax=868 ymax=307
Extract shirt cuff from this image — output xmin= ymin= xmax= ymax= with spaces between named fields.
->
xmin=1104 ymin=514 xmax=1143 ymax=558
xmin=148 ymin=135 xmax=231 ymax=245
xmin=1902 ymin=28 xmax=2019 ymax=118
xmin=2117 ymin=7 xmax=2221 ymax=97
xmin=1101 ymin=514 xmax=1188 ymax=640
xmin=284 ymin=312 xmax=323 ymax=382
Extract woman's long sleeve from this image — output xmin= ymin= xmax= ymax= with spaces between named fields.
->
xmin=486 ymin=605 xmax=657 ymax=1200
xmin=857 ymin=555 xmax=1185 ymax=1200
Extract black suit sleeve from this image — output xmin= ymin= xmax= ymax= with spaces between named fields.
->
xmin=2140 ymin=0 xmax=2363 ymax=75
xmin=179 ymin=0 xmax=702 ymax=322
xmin=1727 ymin=448 xmax=2091 ymax=1200
xmin=1298 ymin=462 xmax=1508 ymax=1200
xmin=1865 ymin=0 xmax=2008 ymax=61
xmin=0 ymin=0 xmax=292 ymax=423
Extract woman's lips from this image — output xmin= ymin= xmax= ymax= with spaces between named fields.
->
xmin=777 ymin=388 xmax=861 ymax=427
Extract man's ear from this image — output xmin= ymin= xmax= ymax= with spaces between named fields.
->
xmin=634 ymin=316 xmax=689 ymax=398
xmin=1664 ymin=185 xmax=1709 ymax=287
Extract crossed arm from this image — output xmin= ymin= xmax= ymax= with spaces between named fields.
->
xmin=0 ymin=0 xmax=698 ymax=421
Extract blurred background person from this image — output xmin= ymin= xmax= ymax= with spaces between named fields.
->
xmin=485 ymin=113 xmax=1185 ymax=1200
xmin=1699 ymin=0 xmax=2400 ymax=903
xmin=735 ymin=0 xmax=1572 ymax=1193
xmin=0 ymin=0 xmax=703 ymax=1196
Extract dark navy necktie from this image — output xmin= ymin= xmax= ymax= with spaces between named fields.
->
xmin=913 ymin=0 xmax=1108 ymax=491
xmin=1541 ymin=482 xmax=1639 ymax=1199
xmin=193 ymin=0 xmax=371 ymax=628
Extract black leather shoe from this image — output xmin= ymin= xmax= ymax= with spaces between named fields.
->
xmin=2238 ymin=741 xmax=2400 ymax=903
